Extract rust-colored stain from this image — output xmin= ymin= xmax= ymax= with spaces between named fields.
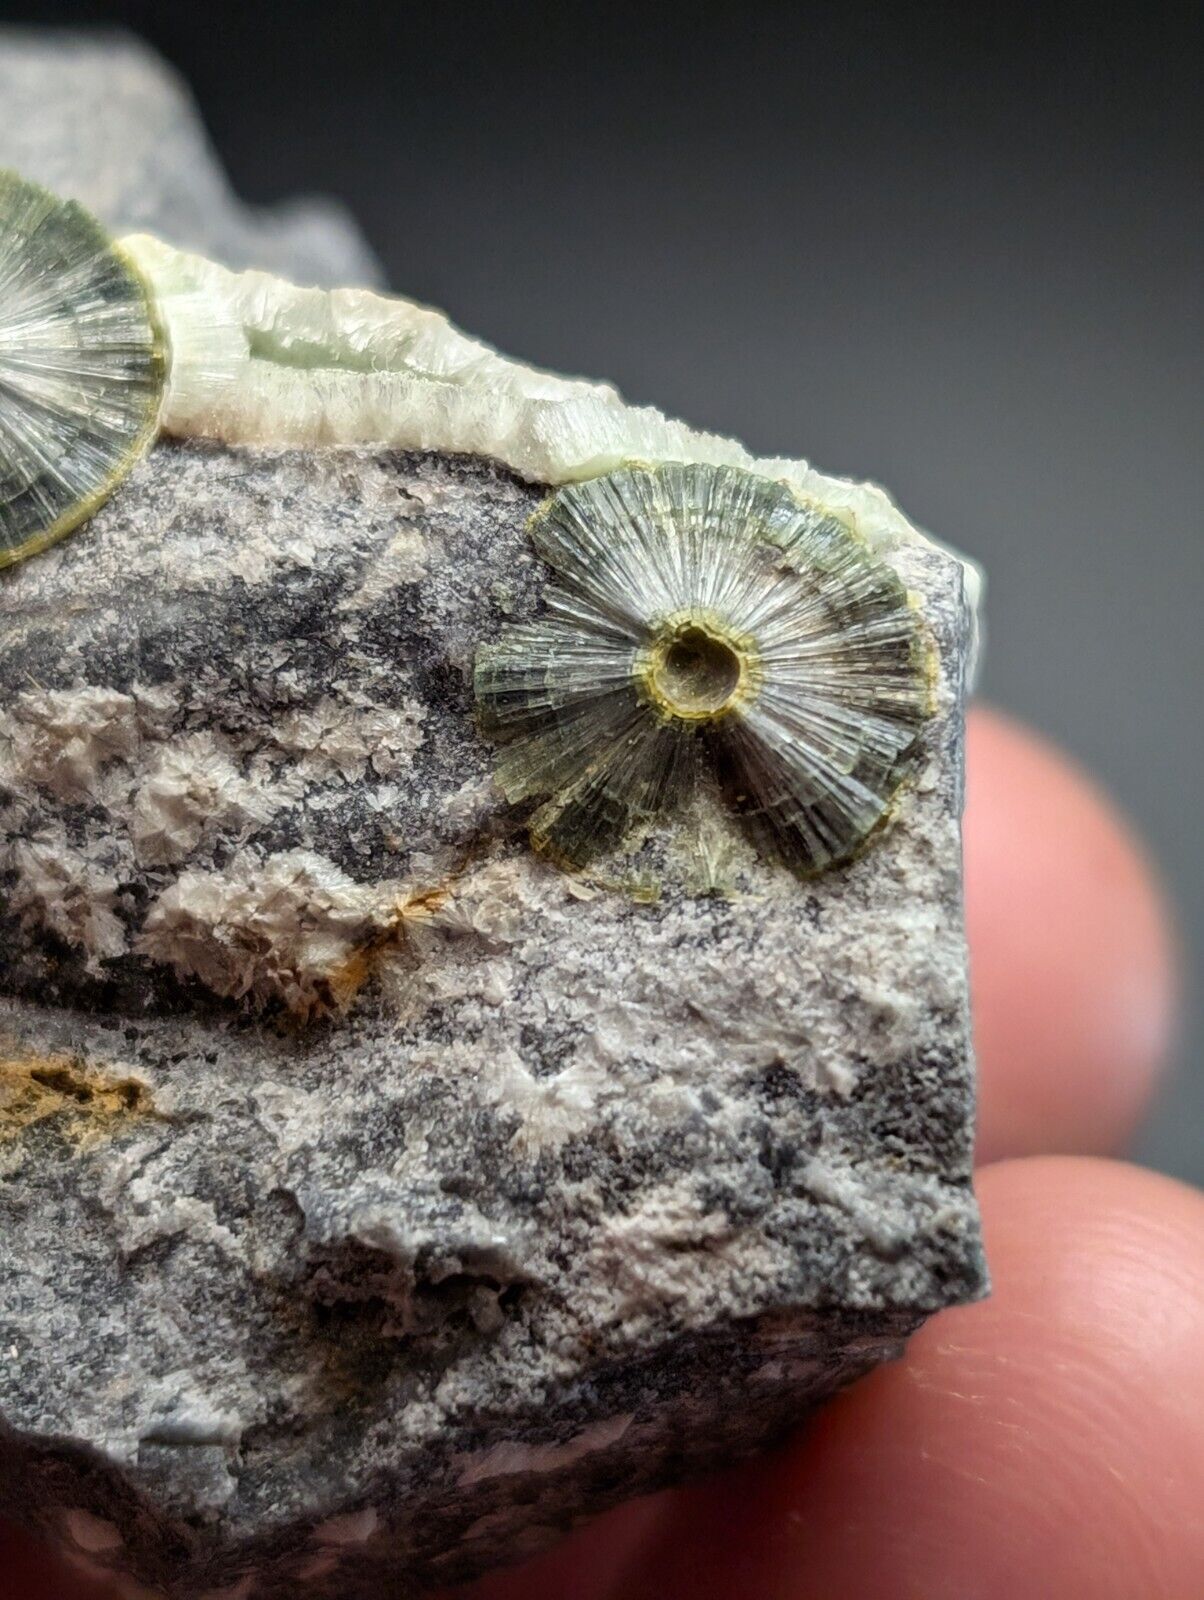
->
xmin=0 ymin=1049 xmax=158 ymax=1147
xmin=305 ymin=871 xmax=462 ymax=1022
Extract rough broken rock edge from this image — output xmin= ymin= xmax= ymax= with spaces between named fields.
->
xmin=0 ymin=31 xmax=987 ymax=1600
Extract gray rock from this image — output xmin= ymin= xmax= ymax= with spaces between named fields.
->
xmin=0 ymin=28 xmax=382 ymax=285
xmin=0 ymin=443 xmax=984 ymax=1598
xmin=0 ymin=30 xmax=984 ymax=1600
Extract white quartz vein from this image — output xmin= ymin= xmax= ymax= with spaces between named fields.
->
xmin=119 ymin=233 xmax=982 ymax=629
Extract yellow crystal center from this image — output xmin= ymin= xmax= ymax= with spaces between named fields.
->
xmin=638 ymin=615 xmax=759 ymax=723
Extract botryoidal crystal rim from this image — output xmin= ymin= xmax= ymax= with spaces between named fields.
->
xmin=0 ymin=169 xmax=166 ymax=569
xmin=475 ymin=463 xmax=935 ymax=881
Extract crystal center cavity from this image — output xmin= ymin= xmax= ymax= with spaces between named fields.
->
xmin=639 ymin=615 xmax=758 ymax=724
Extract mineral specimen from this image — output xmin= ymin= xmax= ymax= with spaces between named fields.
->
xmin=0 ymin=444 xmax=983 ymax=1600
xmin=475 ymin=463 xmax=932 ymax=876
xmin=0 ymin=30 xmax=986 ymax=1600
xmin=0 ymin=169 xmax=164 ymax=567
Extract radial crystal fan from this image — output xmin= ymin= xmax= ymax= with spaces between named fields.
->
xmin=475 ymin=463 xmax=935 ymax=878
xmin=0 ymin=170 xmax=165 ymax=568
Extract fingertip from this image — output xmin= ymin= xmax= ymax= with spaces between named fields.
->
xmin=964 ymin=706 xmax=1179 ymax=1162
xmin=447 ymin=1494 xmax=666 ymax=1600
xmin=0 ymin=1519 xmax=122 ymax=1600
xmin=603 ymin=1156 xmax=1204 ymax=1600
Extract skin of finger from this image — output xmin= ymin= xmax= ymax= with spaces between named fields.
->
xmin=0 ymin=1522 xmax=122 ymax=1600
xmin=964 ymin=706 xmax=1179 ymax=1163
xmin=585 ymin=1156 xmax=1204 ymax=1600
xmin=0 ymin=1493 xmax=666 ymax=1600
xmin=436 ymin=1494 xmax=668 ymax=1600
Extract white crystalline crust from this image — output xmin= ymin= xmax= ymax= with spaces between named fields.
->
xmin=119 ymin=234 xmax=982 ymax=626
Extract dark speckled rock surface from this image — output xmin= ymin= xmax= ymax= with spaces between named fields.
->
xmin=0 ymin=442 xmax=984 ymax=1599
xmin=0 ymin=33 xmax=985 ymax=1600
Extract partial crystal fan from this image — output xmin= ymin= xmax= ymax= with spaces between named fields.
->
xmin=0 ymin=170 xmax=164 ymax=568
xmin=476 ymin=463 xmax=934 ymax=877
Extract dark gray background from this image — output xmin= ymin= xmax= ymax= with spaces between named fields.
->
xmin=6 ymin=2 xmax=1201 ymax=1179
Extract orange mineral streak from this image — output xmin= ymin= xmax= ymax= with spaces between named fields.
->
xmin=308 ymin=875 xmax=460 ymax=1020
xmin=0 ymin=1048 xmax=158 ymax=1147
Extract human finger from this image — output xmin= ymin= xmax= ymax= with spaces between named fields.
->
xmin=590 ymin=1156 xmax=1204 ymax=1599
xmin=965 ymin=707 xmax=1178 ymax=1161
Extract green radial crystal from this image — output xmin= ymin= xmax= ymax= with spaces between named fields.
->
xmin=475 ymin=462 xmax=934 ymax=879
xmin=0 ymin=170 xmax=165 ymax=569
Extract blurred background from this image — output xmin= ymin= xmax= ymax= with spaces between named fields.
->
xmin=6 ymin=1 xmax=1201 ymax=1178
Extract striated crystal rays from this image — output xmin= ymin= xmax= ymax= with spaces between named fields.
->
xmin=475 ymin=463 xmax=934 ymax=879
xmin=0 ymin=170 xmax=165 ymax=568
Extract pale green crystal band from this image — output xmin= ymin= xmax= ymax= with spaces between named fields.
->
xmin=0 ymin=168 xmax=981 ymax=664
xmin=118 ymin=232 xmax=982 ymax=630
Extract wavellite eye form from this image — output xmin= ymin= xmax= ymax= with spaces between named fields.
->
xmin=0 ymin=169 xmax=167 ymax=568
xmin=474 ymin=462 xmax=933 ymax=880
